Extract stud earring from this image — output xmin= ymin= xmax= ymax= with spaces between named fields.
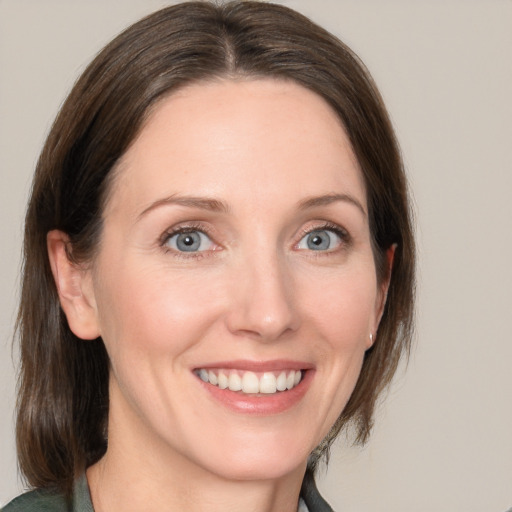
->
xmin=369 ymin=333 xmax=374 ymax=344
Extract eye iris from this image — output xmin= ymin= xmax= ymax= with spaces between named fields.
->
xmin=307 ymin=230 xmax=330 ymax=250
xmin=176 ymin=232 xmax=201 ymax=252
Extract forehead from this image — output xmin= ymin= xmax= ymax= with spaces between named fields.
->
xmin=107 ymin=78 xmax=366 ymax=217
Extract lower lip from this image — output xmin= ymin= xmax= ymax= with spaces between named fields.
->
xmin=197 ymin=370 xmax=314 ymax=415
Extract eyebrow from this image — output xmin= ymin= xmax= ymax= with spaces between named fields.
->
xmin=137 ymin=192 xmax=366 ymax=221
xmin=137 ymin=195 xmax=230 ymax=220
xmin=298 ymin=193 xmax=367 ymax=216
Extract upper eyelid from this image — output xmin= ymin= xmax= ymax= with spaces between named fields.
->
xmin=161 ymin=222 xmax=212 ymax=236
xmin=160 ymin=223 xmax=215 ymax=245
xmin=297 ymin=221 xmax=350 ymax=239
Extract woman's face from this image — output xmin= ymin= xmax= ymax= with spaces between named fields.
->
xmin=80 ymin=79 xmax=388 ymax=481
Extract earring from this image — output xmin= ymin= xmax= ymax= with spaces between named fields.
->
xmin=369 ymin=333 xmax=374 ymax=344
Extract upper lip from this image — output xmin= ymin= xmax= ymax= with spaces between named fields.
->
xmin=193 ymin=359 xmax=314 ymax=372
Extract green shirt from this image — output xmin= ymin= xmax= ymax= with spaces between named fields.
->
xmin=1 ymin=475 xmax=93 ymax=512
xmin=2 ymin=470 xmax=332 ymax=511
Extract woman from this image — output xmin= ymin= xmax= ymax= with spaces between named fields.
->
xmin=4 ymin=1 xmax=414 ymax=511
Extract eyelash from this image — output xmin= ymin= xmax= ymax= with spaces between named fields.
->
xmin=160 ymin=222 xmax=216 ymax=259
xmin=296 ymin=222 xmax=351 ymax=253
xmin=159 ymin=221 xmax=350 ymax=258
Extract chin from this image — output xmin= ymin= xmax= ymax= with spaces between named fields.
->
xmin=205 ymin=455 xmax=306 ymax=483
xmin=189 ymin=433 xmax=313 ymax=482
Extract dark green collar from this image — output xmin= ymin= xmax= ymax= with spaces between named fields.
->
xmin=3 ymin=471 xmax=333 ymax=512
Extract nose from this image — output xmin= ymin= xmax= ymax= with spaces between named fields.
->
xmin=225 ymin=252 xmax=300 ymax=342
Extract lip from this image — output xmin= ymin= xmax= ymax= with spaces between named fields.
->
xmin=193 ymin=360 xmax=315 ymax=415
xmin=195 ymin=359 xmax=313 ymax=372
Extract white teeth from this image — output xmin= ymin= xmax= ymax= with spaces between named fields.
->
xmin=286 ymin=371 xmax=295 ymax=390
xmin=276 ymin=371 xmax=287 ymax=391
xmin=208 ymin=370 xmax=218 ymax=386
xmin=228 ymin=373 xmax=242 ymax=391
xmin=242 ymin=371 xmax=260 ymax=393
xmin=197 ymin=369 xmax=303 ymax=394
xmin=259 ymin=372 xmax=277 ymax=394
xmin=217 ymin=371 xmax=229 ymax=389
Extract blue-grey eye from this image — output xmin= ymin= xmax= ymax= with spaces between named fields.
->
xmin=297 ymin=229 xmax=341 ymax=251
xmin=166 ymin=231 xmax=214 ymax=252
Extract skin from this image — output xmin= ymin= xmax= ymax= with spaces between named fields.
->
xmin=48 ymin=78 xmax=391 ymax=512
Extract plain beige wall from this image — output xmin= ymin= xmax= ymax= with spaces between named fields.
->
xmin=1 ymin=1 xmax=511 ymax=510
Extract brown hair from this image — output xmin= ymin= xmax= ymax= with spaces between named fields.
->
xmin=16 ymin=0 xmax=415 ymax=494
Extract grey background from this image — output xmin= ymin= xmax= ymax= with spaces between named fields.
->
xmin=1 ymin=1 xmax=511 ymax=510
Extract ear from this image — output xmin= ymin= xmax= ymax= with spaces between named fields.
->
xmin=369 ymin=244 xmax=396 ymax=347
xmin=47 ymin=230 xmax=100 ymax=340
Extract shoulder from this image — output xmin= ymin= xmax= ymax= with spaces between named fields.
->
xmin=2 ymin=474 xmax=93 ymax=512
xmin=1 ymin=488 xmax=69 ymax=512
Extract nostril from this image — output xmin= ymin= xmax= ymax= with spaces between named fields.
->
xmin=224 ymin=262 xmax=300 ymax=341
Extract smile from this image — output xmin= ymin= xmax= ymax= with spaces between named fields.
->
xmin=195 ymin=368 xmax=303 ymax=394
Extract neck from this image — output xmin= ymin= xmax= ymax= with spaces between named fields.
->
xmin=87 ymin=450 xmax=306 ymax=512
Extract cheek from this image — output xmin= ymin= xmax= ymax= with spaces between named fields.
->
xmin=93 ymin=260 xmax=224 ymax=360
xmin=293 ymin=268 xmax=378 ymax=441
xmin=92 ymin=263 xmax=221 ymax=417
xmin=301 ymin=266 xmax=378 ymax=344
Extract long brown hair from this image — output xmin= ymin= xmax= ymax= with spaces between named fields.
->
xmin=16 ymin=0 xmax=415 ymax=494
